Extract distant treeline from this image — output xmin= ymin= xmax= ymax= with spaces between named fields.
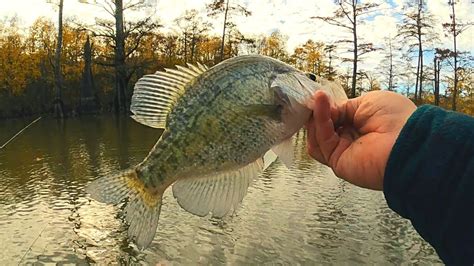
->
xmin=0 ymin=16 xmax=337 ymax=118
xmin=0 ymin=1 xmax=472 ymax=118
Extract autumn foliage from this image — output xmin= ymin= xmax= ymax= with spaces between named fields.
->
xmin=0 ymin=14 xmax=472 ymax=118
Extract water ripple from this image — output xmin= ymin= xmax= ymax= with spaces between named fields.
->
xmin=0 ymin=118 xmax=441 ymax=264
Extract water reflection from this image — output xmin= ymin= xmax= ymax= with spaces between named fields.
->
xmin=0 ymin=116 xmax=441 ymax=264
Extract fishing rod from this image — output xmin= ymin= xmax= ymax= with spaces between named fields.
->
xmin=0 ymin=116 xmax=42 ymax=149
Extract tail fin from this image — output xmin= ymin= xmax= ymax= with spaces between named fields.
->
xmin=86 ymin=169 xmax=162 ymax=249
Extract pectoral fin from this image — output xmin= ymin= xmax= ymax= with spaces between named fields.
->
xmin=237 ymin=104 xmax=282 ymax=121
xmin=263 ymin=150 xmax=278 ymax=170
xmin=272 ymin=137 xmax=295 ymax=168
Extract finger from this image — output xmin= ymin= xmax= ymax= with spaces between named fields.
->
xmin=330 ymin=125 xmax=355 ymax=174
xmin=306 ymin=117 xmax=327 ymax=165
xmin=313 ymin=91 xmax=340 ymax=165
xmin=333 ymin=96 xmax=361 ymax=129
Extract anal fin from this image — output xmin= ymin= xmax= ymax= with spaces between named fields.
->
xmin=172 ymin=159 xmax=264 ymax=218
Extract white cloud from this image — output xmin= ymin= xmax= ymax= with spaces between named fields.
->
xmin=426 ymin=0 xmax=474 ymax=52
xmin=0 ymin=0 xmax=472 ymax=75
xmin=2 ymin=0 xmax=55 ymax=25
xmin=228 ymin=0 xmax=342 ymax=49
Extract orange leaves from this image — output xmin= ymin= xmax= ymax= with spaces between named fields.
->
xmin=258 ymin=31 xmax=289 ymax=62
xmin=197 ymin=37 xmax=221 ymax=65
xmin=61 ymin=25 xmax=87 ymax=83
xmin=291 ymin=40 xmax=326 ymax=75
xmin=0 ymin=25 xmax=36 ymax=95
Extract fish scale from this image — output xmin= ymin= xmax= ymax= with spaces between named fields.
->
xmin=86 ymin=55 xmax=348 ymax=249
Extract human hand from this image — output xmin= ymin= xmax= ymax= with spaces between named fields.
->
xmin=305 ymin=90 xmax=417 ymax=190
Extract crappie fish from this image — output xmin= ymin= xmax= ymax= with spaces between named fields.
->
xmin=87 ymin=55 xmax=347 ymax=248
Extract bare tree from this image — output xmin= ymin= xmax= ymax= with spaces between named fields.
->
xmin=378 ymin=36 xmax=402 ymax=91
xmin=324 ymin=44 xmax=337 ymax=81
xmin=48 ymin=0 xmax=65 ymax=118
xmin=161 ymin=34 xmax=179 ymax=65
xmin=385 ymin=38 xmax=395 ymax=91
xmin=397 ymin=0 xmax=437 ymax=103
xmin=443 ymin=0 xmax=473 ymax=111
xmin=448 ymin=0 xmax=459 ymax=110
xmin=433 ymin=51 xmax=442 ymax=106
xmin=360 ymin=71 xmax=381 ymax=91
xmin=80 ymin=35 xmax=98 ymax=113
xmin=399 ymin=52 xmax=416 ymax=97
xmin=80 ymin=0 xmax=158 ymax=113
xmin=207 ymin=0 xmax=251 ymax=62
xmin=434 ymin=48 xmax=452 ymax=106
xmin=312 ymin=0 xmax=380 ymax=98
xmin=175 ymin=9 xmax=211 ymax=64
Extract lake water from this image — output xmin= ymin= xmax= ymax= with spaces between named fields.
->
xmin=0 ymin=116 xmax=441 ymax=265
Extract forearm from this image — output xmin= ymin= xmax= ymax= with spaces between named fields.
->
xmin=383 ymin=105 xmax=474 ymax=264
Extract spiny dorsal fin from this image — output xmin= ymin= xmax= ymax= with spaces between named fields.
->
xmin=130 ymin=63 xmax=208 ymax=129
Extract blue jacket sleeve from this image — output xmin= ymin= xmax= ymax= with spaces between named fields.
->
xmin=383 ymin=105 xmax=474 ymax=264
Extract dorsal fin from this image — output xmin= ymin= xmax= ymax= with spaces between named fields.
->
xmin=130 ymin=63 xmax=208 ymax=129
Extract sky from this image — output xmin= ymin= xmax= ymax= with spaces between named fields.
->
xmin=1 ymin=0 xmax=473 ymax=78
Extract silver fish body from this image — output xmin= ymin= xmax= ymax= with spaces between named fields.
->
xmin=87 ymin=55 xmax=347 ymax=248
xmin=138 ymin=56 xmax=311 ymax=184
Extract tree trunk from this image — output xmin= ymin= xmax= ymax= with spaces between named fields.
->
xmin=414 ymin=55 xmax=420 ymax=101
xmin=351 ymin=0 xmax=357 ymax=98
xmin=219 ymin=0 xmax=230 ymax=62
xmin=434 ymin=57 xmax=440 ymax=106
xmin=388 ymin=39 xmax=393 ymax=91
xmin=191 ymin=35 xmax=196 ymax=62
xmin=114 ymin=0 xmax=127 ymax=113
xmin=53 ymin=0 xmax=65 ymax=118
xmin=80 ymin=36 xmax=99 ymax=114
xmin=184 ymin=31 xmax=188 ymax=64
xmin=418 ymin=41 xmax=423 ymax=101
xmin=416 ymin=2 xmax=423 ymax=102
xmin=451 ymin=1 xmax=458 ymax=111
xmin=327 ymin=48 xmax=334 ymax=80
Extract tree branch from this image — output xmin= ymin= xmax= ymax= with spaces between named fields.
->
xmin=311 ymin=16 xmax=352 ymax=30
xmin=339 ymin=2 xmax=354 ymax=25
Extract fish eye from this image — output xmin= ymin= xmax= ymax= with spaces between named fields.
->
xmin=306 ymin=73 xmax=316 ymax=81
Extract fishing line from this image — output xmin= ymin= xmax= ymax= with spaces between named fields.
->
xmin=0 ymin=116 xmax=42 ymax=150
xmin=17 ymin=222 xmax=49 ymax=265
